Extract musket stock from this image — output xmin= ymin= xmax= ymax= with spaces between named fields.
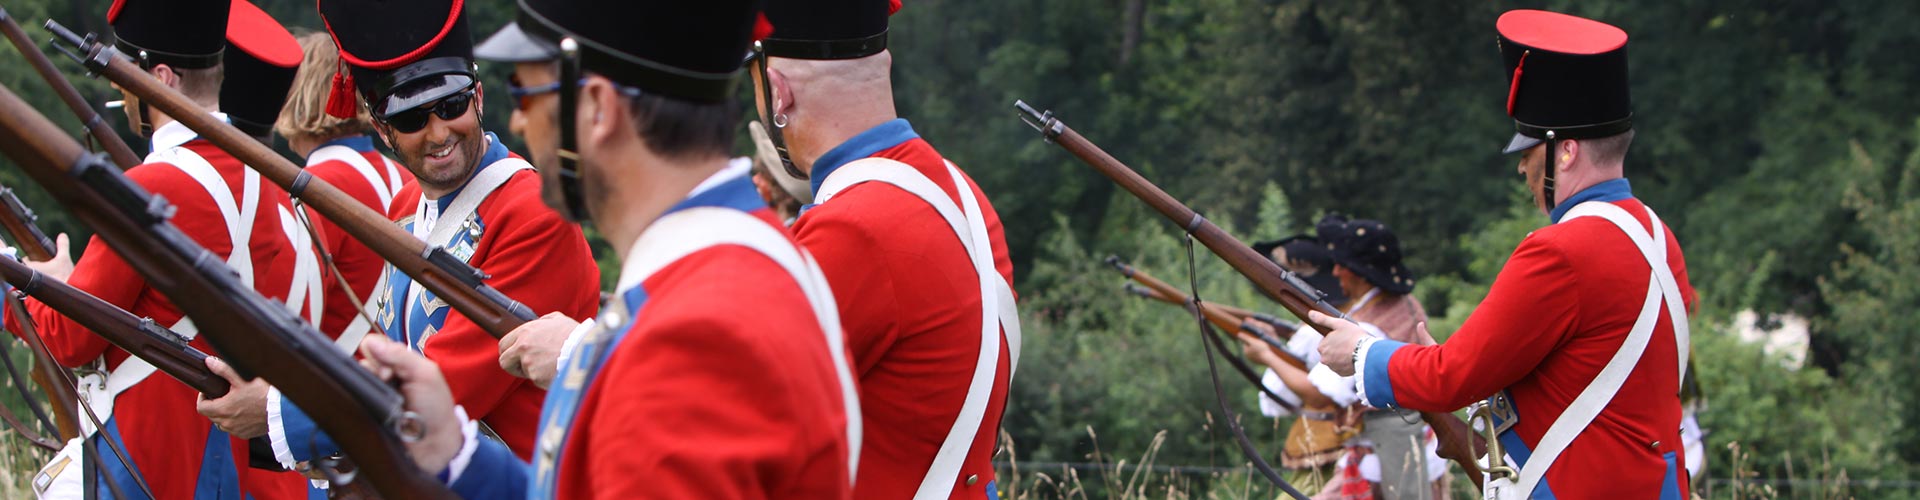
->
xmin=0 ymin=78 xmax=454 ymax=499
xmin=44 ymin=21 xmax=535 ymax=339
xmin=1020 ymin=100 xmax=1488 ymax=488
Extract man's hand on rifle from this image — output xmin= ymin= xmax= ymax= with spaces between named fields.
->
xmin=358 ymin=335 xmax=463 ymax=475
xmin=498 ymin=312 xmax=580 ymax=389
xmin=6 ymin=233 xmax=72 ymax=280
xmin=1313 ymin=310 xmax=1369 ymax=377
xmin=197 ymin=356 xmax=271 ymax=439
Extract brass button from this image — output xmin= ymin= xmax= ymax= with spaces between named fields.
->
xmin=966 ymin=475 xmax=978 ymax=486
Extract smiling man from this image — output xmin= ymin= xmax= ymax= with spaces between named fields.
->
xmin=228 ymin=0 xmax=600 ymax=474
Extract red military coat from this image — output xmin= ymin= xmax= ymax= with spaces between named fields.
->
xmin=791 ymin=119 xmax=1015 ymax=499
xmin=446 ymin=170 xmax=856 ymax=499
xmin=297 ymin=135 xmax=412 ymax=340
xmin=5 ymin=118 xmax=311 ymax=499
xmin=378 ymin=138 xmax=597 ymax=457
xmin=1357 ymin=181 xmax=1694 ymax=499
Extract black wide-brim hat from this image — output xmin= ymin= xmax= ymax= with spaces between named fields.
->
xmin=1251 ymin=235 xmax=1348 ymax=306
xmin=513 ymin=0 xmax=761 ymax=103
xmin=1327 ymin=219 xmax=1415 ymax=295
xmin=222 ymin=0 xmax=301 ymax=138
xmin=1496 ymin=10 xmax=1633 ymax=155
xmin=320 ymin=0 xmax=477 ymax=119
xmin=108 ymin=0 xmax=230 ymax=69
xmin=760 ymin=0 xmax=896 ymax=60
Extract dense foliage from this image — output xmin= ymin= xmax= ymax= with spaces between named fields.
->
xmin=0 ymin=0 xmax=1912 ymax=497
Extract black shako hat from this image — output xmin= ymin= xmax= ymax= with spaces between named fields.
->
xmin=108 ymin=0 xmax=230 ymax=69
xmin=1326 ymin=219 xmax=1415 ymax=295
xmin=1250 ymin=235 xmax=1348 ymax=307
xmin=1497 ymin=10 xmax=1633 ymax=155
xmin=760 ymin=0 xmax=896 ymax=60
xmin=514 ymin=0 xmax=762 ymax=103
xmin=319 ymin=0 xmax=477 ymax=120
xmin=222 ymin=0 xmax=302 ymax=138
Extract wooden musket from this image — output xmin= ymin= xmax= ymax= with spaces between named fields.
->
xmin=46 ymin=21 xmax=534 ymax=339
xmin=0 ymin=258 xmax=227 ymax=396
xmin=0 ymin=185 xmax=55 ymax=261
xmin=0 ymin=78 xmax=453 ymax=499
xmin=1107 ymin=256 xmax=1305 ymax=370
xmin=1018 ymin=100 xmax=1489 ymax=487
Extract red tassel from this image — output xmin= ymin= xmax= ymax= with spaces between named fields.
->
xmin=1505 ymin=50 xmax=1528 ymax=117
xmin=752 ymin=13 xmax=774 ymax=42
xmin=325 ymin=71 xmax=358 ymax=119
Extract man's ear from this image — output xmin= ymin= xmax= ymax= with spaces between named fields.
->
xmin=767 ymin=66 xmax=795 ymax=118
xmin=371 ymin=121 xmax=394 ymax=149
xmin=151 ymin=64 xmax=179 ymax=89
xmin=471 ymin=81 xmax=485 ymax=117
xmin=1559 ymin=139 xmax=1581 ymax=173
xmin=579 ymin=76 xmax=624 ymax=148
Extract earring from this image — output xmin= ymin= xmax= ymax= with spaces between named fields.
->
xmin=1561 ymin=155 xmax=1571 ymax=163
xmin=772 ymin=113 xmax=789 ymax=128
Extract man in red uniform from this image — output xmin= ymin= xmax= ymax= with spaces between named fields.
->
xmin=198 ymin=0 xmax=598 ymax=475
xmin=364 ymin=0 xmax=860 ymax=496
xmin=271 ymin=31 xmax=415 ymax=345
xmin=4 ymin=0 xmax=315 ymax=497
xmin=1317 ymin=10 xmax=1694 ymax=500
xmin=751 ymin=1 xmax=1022 ymax=497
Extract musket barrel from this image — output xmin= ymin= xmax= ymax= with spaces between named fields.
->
xmin=0 ymin=11 xmax=141 ymax=168
xmin=0 ymin=258 xmax=227 ymax=396
xmin=43 ymin=22 xmax=533 ymax=338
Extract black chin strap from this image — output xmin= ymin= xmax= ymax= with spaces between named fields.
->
xmin=1542 ymin=131 xmax=1558 ymax=212
xmin=752 ymin=43 xmax=806 ymax=181
xmin=554 ymin=38 xmax=591 ymax=222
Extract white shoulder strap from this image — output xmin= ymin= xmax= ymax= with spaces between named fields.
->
xmin=426 ymin=159 xmax=533 ymax=247
xmin=277 ymin=206 xmax=325 ymax=326
xmin=1507 ymin=201 xmax=1688 ymax=498
xmin=162 ymin=148 xmax=260 ymax=284
xmin=307 ymin=145 xmax=402 ymax=210
xmin=816 ymin=157 xmax=1020 ymax=499
xmin=621 ymin=207 xmax=863 ymax=482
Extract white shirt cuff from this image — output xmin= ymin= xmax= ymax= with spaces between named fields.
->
xmin=1286 ymin=324 xmax=1324 ymax=367
xmin=553 ymin=318 xmax=596 ymax=368
xmin=1352 ymin=337 xmax=1381 ymax=408
xmin=265 ymin=387 xmax=296 ymax=469
xmin=442 ymin=405 xmax=481 ymax=485
xmin=1308 ymin=364 xmax=1360 ymax=407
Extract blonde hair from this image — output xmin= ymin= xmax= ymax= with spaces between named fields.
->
xmin=274 ymin=31 xmax=370 ymax=141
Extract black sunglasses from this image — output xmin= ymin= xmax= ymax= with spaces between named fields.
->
xmin=382 ymin=88 xmax=476 ymax=133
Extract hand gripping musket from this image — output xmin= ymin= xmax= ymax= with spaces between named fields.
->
xmin=45 ymin=21 xmax=536 ymax=339
xmin=1017 ymin=100 xmax=1490 ymax=490
xmin=0 ymin=79 xmax=454 ymax=499
xmin=0 ymin=9 xmax=139 ymax=168
xmin=1108 ymin=256 xmax=1304 ymax=371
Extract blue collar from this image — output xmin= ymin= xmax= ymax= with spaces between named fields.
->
xmin=317 ymin=135 xmax=378 ymax=154
xmin=808 ymin=118 xmax=919 ymax=197
xmin=664 ymin=171 xmax=766 ymax=216
xmin=435 ymin=132 xmax=513 ymax=210
xmin=1550 ymin=178 xmax=1633 ymax=223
